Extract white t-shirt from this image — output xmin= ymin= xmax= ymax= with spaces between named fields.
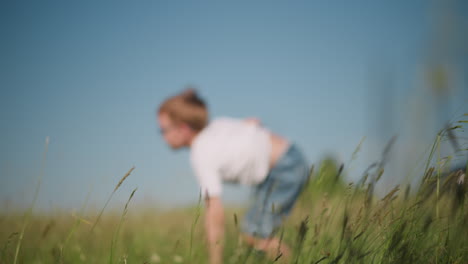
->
xmin=190 ymin=117 xmax=272 ymax=198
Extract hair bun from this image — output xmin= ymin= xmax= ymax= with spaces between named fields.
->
xmin=181 ymin=86 xmax=205 ymax=107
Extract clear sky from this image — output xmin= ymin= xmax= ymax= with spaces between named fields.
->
xmin=1 ymin=1 xmax=467 ymax=211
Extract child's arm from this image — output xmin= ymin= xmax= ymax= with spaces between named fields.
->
xmin=191 ymin=149 xmax=224 ymax=263
xmin=205 ymin=196 xmax=224 ymax=264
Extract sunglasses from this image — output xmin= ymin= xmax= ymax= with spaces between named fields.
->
xmin=159 ymin=125 xmax=182 ymax=135
xmin=159 ymin=125 xmax=177 ymax=135
xmin=159 ymin=123 xmax=194 ymax=135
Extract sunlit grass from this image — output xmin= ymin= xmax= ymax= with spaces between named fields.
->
xmin=1 ymin=119 xmax=467 ymax=263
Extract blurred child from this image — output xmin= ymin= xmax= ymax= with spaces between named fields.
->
xmin=157 ymin=88 xmax=310 ymax=264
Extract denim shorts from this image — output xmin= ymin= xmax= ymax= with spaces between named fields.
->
xmin=241 ymin=143 xmax=310 ymax=238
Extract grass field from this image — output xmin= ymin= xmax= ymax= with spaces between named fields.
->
xmin=1 ymin=124 xmax=467 ymax=263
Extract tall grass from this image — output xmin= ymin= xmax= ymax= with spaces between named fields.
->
xmin=90 ymin=166 xmax=135 ymax=232
xmin=13 ymin=136 xmax=49 ymax=264
xmin=60 ymin=187 xmax=92 ymax=261
xmin=189 ymin=191 xmax=203 ymax=259
xmin=1 ymin=118 xmax=467 ymax=263
xmin=109 ymin=187 xmax=137 ymax=264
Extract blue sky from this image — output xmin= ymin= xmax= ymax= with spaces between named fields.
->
xmin=1 ymin=1 xmax=467 ymax=211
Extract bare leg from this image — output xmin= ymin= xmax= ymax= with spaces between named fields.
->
xmin=242 ymin=234 xmax=291 ymax=262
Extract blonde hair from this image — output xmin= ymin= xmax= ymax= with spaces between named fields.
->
xmin=158 ymin=88 xmax=209 ymax=132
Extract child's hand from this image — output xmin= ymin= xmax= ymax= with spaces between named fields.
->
xmin=244 ymin=117 xmax=261 ymax=126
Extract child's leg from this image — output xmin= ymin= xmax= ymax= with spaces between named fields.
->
xmin=242 ymin=234 xmax=291 ymax=261
xmin=241 ymin=144 xmax=309 ymax=261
